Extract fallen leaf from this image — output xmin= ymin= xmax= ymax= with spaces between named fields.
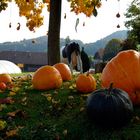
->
xmin=0 ymin=120 xmax=7 ymax=130
xmin=7 ymin=110 xmax=27 ymax=119
xmin=63 ymin=129 xmax=68 ymax=136
xmin=6 ymin=129 xmax=18 ymax=137
xmin=9 ymin=91 xmax=16 ymax=96
xmin=12 ymin=87 xmax=20 ymax=92
xmin=7 ymin=110 xmax=21 ymax=117
xmin=0 ymin=97 xmax=14 ymax=104
xmin=0 ymin=104 xmax=7 ymax=111
xmin=21 ymin=97 xmax=27 ymax=102
xmin=68 ymin=96 xmax=74 ymax=100
xmin=80 ymin=107 xmax=85 ymax=112
xmin=41 ymin=93 xmax=52 ymax=98
xmin=132 ymin=116 xmax=140 ymax=123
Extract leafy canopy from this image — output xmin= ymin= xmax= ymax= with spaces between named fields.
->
xmin=0 ymin=0 xmax=102 ymax=31
xmin=125 ymin=0 xmax=140 ymax=44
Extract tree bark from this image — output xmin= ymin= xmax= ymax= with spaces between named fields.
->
xmin=48 ymin=0 xmax=62 ymax=65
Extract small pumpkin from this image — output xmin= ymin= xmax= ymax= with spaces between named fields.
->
xmin=0 ymin=73 xmax=12 ymax=84
xmin=54 ymin=63 xmax=72 ymax=81
xmin=32 ymin=65 xmax=63 ymax=90
xmin=76 ymin=72 xmax=96 ymax=93
xmin=101 ymin=50 xmax=140 ymax=105
xmin=86 ymin=83 xmax=133 ymax=128
xmin=0 ymin=82 xmax=7 ymax=91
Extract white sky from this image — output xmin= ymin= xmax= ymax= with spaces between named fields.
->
xmin=0 ymin=0 xmax=132 ymax=44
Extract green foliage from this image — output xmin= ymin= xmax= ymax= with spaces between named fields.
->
xmin=125 ymin=0 xmax=140 ymax=44
xmin=136 ymin=44 xmax=140 ymax=52
xmin=121 ymin=38 xmax=137 ymax=51
xmin=102 ymin=39 xmax=122 ymax=61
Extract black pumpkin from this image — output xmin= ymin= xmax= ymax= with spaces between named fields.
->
xmin=86 ymin=83 xmax=133 ymax=128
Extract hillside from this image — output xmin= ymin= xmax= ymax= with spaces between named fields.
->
xmin=0 ymin=30 xmax=127 ymax=56
xmin=84 ymin=30 xmax=128 ymax=55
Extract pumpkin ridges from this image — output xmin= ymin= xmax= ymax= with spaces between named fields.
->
xmin=86 ymin=85 xmax=133 ymax=128
xmin=54 ymin=63 xmax=72 ymax=81
xmin=114 ymin=51 xmax=140 ymax=103
xmin=32 ymin=65 xmax=63 ymax=90
xmin=88 ymin=74 xmax=96 ymax=91
xmin=102 ymin=53 xmax=136 ymax=102
xmin=101 ymin=60 xmax=133 ymax=92
xmin=76 ymin=73 xmax=96 ymax=93
xmin=116 ymin=50 xmax=140 ymax=89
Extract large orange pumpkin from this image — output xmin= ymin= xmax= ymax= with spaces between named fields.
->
xmin=54 ymin=63 xmax=72 ymax=81
xmin=76 ymin=73 xmax=96 ymax=93
xmin=0 ymin=73 xmax=12 ymax=84
xmin=32 ymin=65 xmax=63 ymax=90
xmin=101 ymin=50 xmax=140 ymax=105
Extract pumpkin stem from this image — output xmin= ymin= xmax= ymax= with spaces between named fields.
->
xmin=86 ymin=71 xmax=90 ymax=76
xmin=108 ymin=83 xmax=113 ymax=94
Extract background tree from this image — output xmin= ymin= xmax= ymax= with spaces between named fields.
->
xmin=0 ymin=0 xmax=103 ymax=65
xmin=125 ymin=0 xmax=140 ymax=44
xmin=103 ymin=39 xmax=122 ymax=61
xmin=120 ymin=38 xmax=136 ymax=51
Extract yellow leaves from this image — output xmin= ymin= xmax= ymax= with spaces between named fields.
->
xmin=42 ymin=93 xmax=52 ymax=101
xmin=69 ymin=0 xmax=102 ymax=17
xmin=68 ymin=82 xmax=76 ymax=90
xmin=5 ymin=125 xmax=24 ymax=138
xmin=0 ymin=120 xmax=7 ymax=130
xmin=7 ymin=109 xmax=27 ymax=119
xmin=15 ymin=0 xmax=44 ymax=32
xmin=0 ymin=104 xmax=7 ymax=111
xmin=6 ymin=129 xmax=18 ymax=137
xmin=9 ymin=91 xmax=16 ymax=96
xmin=8 ymin=87 xmax=20 ymax=96
xmin=7 ymin=109 xmax=22 ymax=117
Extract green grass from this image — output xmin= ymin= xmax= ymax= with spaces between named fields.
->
xmin=0 ymin=73 xmax=140 ymax=140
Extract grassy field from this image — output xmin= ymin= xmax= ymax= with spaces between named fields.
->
xmin=0 ymin=73 xmax=140 ymax=140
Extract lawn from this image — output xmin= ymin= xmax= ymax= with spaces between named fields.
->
xmin=0 ymin=73 xmax=140 ymax=140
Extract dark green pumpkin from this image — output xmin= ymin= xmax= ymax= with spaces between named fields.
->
xmin=86 ymin=83 xmax=133 ymax=128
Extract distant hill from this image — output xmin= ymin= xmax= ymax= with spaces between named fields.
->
xmin=0 ymin=30 xmax=127 ymax=56
xmin=83 ymin=30 xmax=128 ymax=56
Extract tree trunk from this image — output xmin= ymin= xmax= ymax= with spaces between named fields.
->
xmin=48 ymin=0 xmax=62 ymax=65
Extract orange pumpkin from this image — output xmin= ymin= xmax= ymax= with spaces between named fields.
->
xmin=101 ymin=50 xmax=140 ymax=105
xmin=76 ymin=73 xmax=96 ymax=93
xmin=32 ymin=65 xmax=63 ymax=90
xmin=0 ymin=73 xmax=12 ymax=84
xmin=54 ymin=63 xmax=72 ymax=81
xmin=0 ymin=82 xmax=7 ymax=90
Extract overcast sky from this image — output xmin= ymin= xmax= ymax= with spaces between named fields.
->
xmin=0 ymin=0 xmax=132 ymax=43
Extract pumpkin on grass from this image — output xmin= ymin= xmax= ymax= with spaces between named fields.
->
xmin=0 ymin=82 xmax=7 ymax=91
xmin=0 ymin=73 xmax=12 ymax=84
xmin=32 ymin=65 xmax=63 ymax=90
xmin=54 ymin=63 xmax=72 ymax=81
xmin=76 ymin=72 xmax=96 ymax=93
xmin=86 ymin=83 xmax=133 ymax=128
xmin=101 ymin=50 xmax=140 ymax=105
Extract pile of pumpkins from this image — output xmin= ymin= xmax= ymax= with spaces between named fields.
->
xmin=32 ymin=50 xmax=140 ymax=127
xmin=1 ymin=50 xmax=140 ymax=128
xmin=32 ymin=62 xmax=97 ymax=93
